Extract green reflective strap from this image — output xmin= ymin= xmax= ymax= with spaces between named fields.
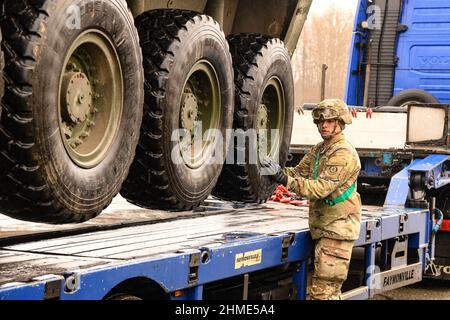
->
xmin=314 ymin=151 xmax=320 ymax=180
xmin=313 ymin=150 xmax=356 ymax=206
xmin=325 ymin=182 xmax=356 ymax=207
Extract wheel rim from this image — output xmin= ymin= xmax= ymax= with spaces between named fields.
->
xmin=257 ymin=77 xmax=285 ymax=159
xmin=58 ymin=30 xmax=123 ymax=169
xmin=178 ymin=60 xmax=221 ymax=169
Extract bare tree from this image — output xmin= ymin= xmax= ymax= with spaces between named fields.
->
xmin=292 ymin=0 xmax=358 ymax=109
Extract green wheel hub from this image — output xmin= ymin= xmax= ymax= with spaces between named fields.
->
xmin=179 ymin=60 xmax=221 ymax=169
xmin=58 ymin=30 xmax=123 ymax=169
xmin=258 ymin=77 xmax=285 ymax=158
xmin=61 ymin=72 xmax=92 ymax=124
xmin=181 ymin=93 xmax=199 ymax=132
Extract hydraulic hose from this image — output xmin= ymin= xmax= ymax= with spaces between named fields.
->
xmin=433 ymin=208 xmax=444 ymax=234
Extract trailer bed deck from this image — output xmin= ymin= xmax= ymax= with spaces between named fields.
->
xmin=0 ymin=199 xmax=425 ymax=282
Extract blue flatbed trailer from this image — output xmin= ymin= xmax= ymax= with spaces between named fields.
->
xmin=0 ymin=196 xmax=434 ymax=300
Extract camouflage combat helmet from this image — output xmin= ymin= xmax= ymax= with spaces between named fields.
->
xmin=312 ymin=99 xmax=353 ymax=127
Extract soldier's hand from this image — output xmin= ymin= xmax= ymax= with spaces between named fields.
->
xmin=261 ymin=156 xmax=288 ymax=186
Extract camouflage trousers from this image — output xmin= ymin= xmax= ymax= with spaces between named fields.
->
xmin=310 ymin=237 xmax=355 ymax=300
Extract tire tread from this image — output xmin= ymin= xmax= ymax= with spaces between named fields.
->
xmin=121 ymin=10 xmax=214 ymax=211
xmin=214 ymin=34 xmax=287 ymax=203
xmin=0 ymin=0 xmax=142 ymax=223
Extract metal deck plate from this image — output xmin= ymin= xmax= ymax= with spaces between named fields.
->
xmin=0 ymin=198 xmax=422 ymax=287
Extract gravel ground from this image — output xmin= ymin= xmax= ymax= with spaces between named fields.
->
xmin=372 ymin=280 xmax=450 ymax=300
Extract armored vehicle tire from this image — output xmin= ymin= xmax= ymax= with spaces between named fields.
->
xmin=387 ymin=89 xmax=439 ymax=107
xmin=120 ymin=10 xmax=234 ymax=211
xmin=213 ymin=34 xmax=294 ymax=203
xmin=0 ymin=0 xmax=144 ymax=223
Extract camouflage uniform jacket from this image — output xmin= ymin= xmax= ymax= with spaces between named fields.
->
xmin=284 ymin=134 xmax=362 ymax=241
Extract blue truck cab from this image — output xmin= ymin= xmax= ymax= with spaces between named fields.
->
xmin=346 ymin=0 xmax=450 ymax=107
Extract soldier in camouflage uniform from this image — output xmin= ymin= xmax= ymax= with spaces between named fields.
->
xmin=263 ymin=99 xmax=362 ymax=300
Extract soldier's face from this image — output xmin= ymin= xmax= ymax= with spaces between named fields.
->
xmin=318 ymin=119 xmax=341 ymax=140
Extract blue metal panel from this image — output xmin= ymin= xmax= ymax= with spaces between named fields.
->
xmin=394 ymin=0 xmax=450 ymax=103
xmin=57 ymin=254 xmax=192 ymax=300
xmin=385 ymin=160 xmax=422 ymax=207
xmin=379 ymin=208 xmax=429 ymax=241
xmin=0 ymin=282 xmax=49 ymax=300
xmin=293 ymin=261 xmax=308 ymax=301
xmin=406 ymin=210 xmax=430 ymax=246
xmin=376 ymin=208 xmax=430 ymax=282
xmin=408 ymin=154 xmax=449 ymax=172
xmin=383 ymin=156 xmax=448 ymax=207
xmin=361 ymin=158 xmax=383 ymax=178
xmin=355 ymin=217 xmax=382 ymax=245
xmin=198 ymin=233 xmax=313 ymax=285
xmin=365 ymin=243 xmax=376 ymax=298
xmin=409 ymin=155 xmax=450 ymax=189
xmin=407 ymin=233 xmax=426 ymax=267
xmin=345 ymin=0 xmax=369 ymax=105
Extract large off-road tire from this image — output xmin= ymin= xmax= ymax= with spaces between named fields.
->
xmin=213 ymin=34 xmax=294 ymax=203
xmin=0 ymin=0 xmax=144 ymax=224
xmin=387 ymin=89 xmax=439 ymax=107
xmin=120 ymin=10 xmax=234 ymax=211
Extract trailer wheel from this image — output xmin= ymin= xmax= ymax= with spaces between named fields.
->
xmin=0 ymin=0 xmax=144 ymax=223
xmin=213 ymin=34 xmax=294 ymax=203
xmin=387 ymin=89 xmax=439 ymax=107
xmin=106 ymin=294 xmax=142 ymax=301
xmin=120 ymin=10 xmax=234 ymax=211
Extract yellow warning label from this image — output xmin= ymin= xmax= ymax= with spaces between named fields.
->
xmin=235 ymin=249 xmax=262 ymax=269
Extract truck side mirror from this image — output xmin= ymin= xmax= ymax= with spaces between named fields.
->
xmin=406 ymin=103 xmax=449 ymax=149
